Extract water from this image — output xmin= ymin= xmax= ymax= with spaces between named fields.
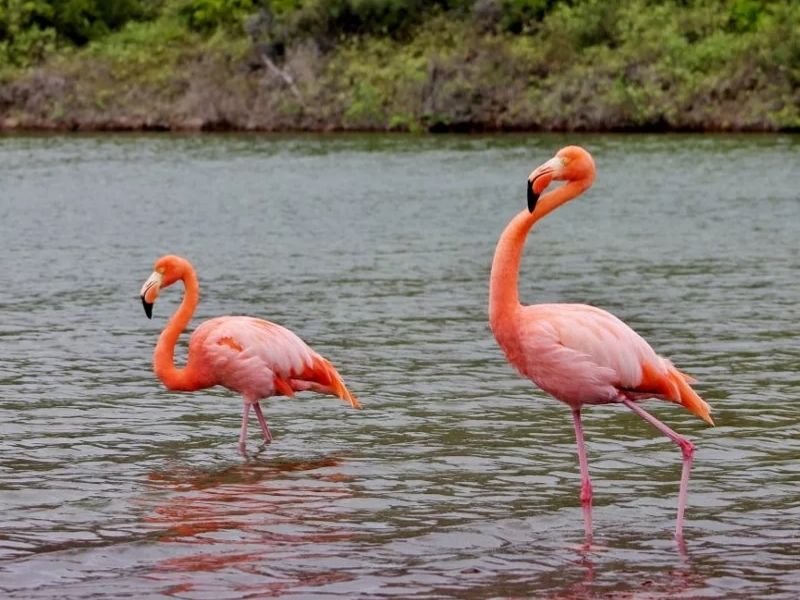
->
xmin=0 ymin=133 xmax=798 ymax=599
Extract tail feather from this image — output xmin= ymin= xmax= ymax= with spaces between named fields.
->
xmin=667 ymin=368 xmax=714 ymax=426
xmin=298 ymin=356 xmax=361 ymax=409
xmin=638 ymin=362 xmax=714 ymax=426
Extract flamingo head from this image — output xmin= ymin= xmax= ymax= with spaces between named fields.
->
xmin=140 ymin=255 xmax=192 ymax=319
xmin=527 ymin=146 xmax=596 ymax=212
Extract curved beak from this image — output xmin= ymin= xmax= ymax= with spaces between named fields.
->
xmin=140 ymin=271 xmax=162 ymax=319
xmin=527 ymin=179 xmax=539 ymax=213
xmin=141 ymin=297 xmax=153 ymax=319
xmin=527 ymin=156 xmax=562 ymax=213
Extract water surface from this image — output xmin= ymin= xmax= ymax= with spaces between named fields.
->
xmin=1 ymin=133 xmax=799 ymax=598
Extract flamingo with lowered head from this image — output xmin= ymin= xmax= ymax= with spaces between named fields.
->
xmin=489 ymin=146 xmax=713 ymax=541
xmin=140 ymin=255 xmax=360 ymax=450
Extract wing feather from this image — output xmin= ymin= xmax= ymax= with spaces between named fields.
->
xmin=514 ymin=303 xmax=712 ymax=423
xmin=189 ymin=316 xmax=357 ymax=406
xmin=514 ymin=304 xmax=665 ymax=405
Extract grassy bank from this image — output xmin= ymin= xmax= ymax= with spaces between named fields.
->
xmin=1 ymin=0 xmax=798 ymax=132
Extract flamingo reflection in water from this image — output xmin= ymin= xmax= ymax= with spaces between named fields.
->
xmin=451 ymin=546 xmax=704 ymax=599
xmin=140 ymin=455 xmax=357 ymax=596
xmin=544 ymin=551 xmax=705 ymax=600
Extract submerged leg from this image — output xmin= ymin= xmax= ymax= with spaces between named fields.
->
xmin=252 ymin=402 xmax=273 ymax=444
xmin=571 ymin=408 xmax=593 ymax=544
xmin=239 ymin=401 xmax=251 ymax=448
xmin=622 ymin=399 xmax=695 ymax=540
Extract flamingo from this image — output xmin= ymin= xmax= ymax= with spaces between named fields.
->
xmin=489 ymin=146 xmax=714 ymax=541
xmin=140 ymin=255 xmax=360 ymax=450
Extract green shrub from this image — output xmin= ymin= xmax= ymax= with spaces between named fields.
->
xmin=2 ymin=0 xmax=798 ymax=130
xmin=497 ymin=0 xmax=553 ymax=33
xmin=1 ymin=0 xmax=54 ymax=66
xmin=0 ymin=23 xmax=57 ymax=68
xmin=0 ymin=0 xmax=154 ymax=67
xmin=176 ymin=0 xmax=255 ymax=32
xmin=49 ymin=0 xmax=151 ymax=44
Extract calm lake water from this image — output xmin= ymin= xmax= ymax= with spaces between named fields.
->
xmin=0 ymin=133 xmax=798 ymax=599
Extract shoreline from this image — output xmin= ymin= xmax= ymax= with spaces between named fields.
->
xmin=2 ymin=119 xmax=797 ymax=134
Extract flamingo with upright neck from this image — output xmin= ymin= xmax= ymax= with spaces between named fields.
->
xmin=140 ymin=255 xmax=360 ymax=450
xmin=489 ymin=146 xmax=713 ymax=541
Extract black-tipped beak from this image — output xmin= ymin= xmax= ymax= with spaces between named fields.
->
xmin=141 ymin=296 xmax=153 ymax=319
xmin=527 ymin=180 xmax=539 ymax=213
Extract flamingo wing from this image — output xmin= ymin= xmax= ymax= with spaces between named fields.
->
xmin=516 ymin=304 xmax=712 ymax=424
xmin=189 ymin=316 xmax=359 ymax=407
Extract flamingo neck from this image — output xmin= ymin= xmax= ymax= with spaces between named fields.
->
xmin=489 ymin=179 xmax=592 ymax=332
xmin=154 ymin=267 xmax=204 ymax=391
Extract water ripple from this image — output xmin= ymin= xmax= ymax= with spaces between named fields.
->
xmin=1 ymin=133 xmax=799 ymax=598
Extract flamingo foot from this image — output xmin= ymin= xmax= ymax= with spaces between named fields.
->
xmin=253 ymin=402 xmax=273 ymax=444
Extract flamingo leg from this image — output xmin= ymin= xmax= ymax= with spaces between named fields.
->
xmin=239 ymin=401 xmax=251 ymax=448
xmin=571 ymin=408 xmax=593 ymax=543
xmin=252 ymin=402 xmax=273 ymax=444
xmin=621 ymin=399 xmax=695 ymax=540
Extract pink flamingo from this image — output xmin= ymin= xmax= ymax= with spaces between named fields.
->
xmin=489 ymin=146 xmax=714 ymax=541
xmin=140 ymin=255 xmax=360 ymax=449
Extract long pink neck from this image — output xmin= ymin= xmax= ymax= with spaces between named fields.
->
xmin=489 ymin=179 xmax=592 ymax=331
xmin=154 ymin=267 xmax=204 ymax=391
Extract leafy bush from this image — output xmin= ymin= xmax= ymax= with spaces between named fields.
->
xmin=50 ymin=0 xmax=152 ymax=44
xmin=496 ymin=0 xmax=553 ymax=34
xmin=0 ymin=0 xmax=153 ymax=67
xmin=257 ymin=0 xmax=473 ymax=45
xmin=2 ymin=0 xmax=798 ymax=130
xmin=176 ymin=0 xmax=255 ymax=32
xmin=0 ymin=24 xmax=57 ymax=69
xmin=1 ymin=0 xmax=55 ymax=67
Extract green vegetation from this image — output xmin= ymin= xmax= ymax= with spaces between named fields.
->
xmin=1 ymin=0 xmax=798 ymax=131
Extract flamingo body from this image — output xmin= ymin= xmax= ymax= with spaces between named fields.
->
xmin=187 ymin=316 xmax=356 ymax=405
xmin=489 ymin=146 xmax=713 ymax=541
xmin=496 ymin=303 xmax=711 ymax=421
xmin=140 ymin=255 xmax=359 ymax=449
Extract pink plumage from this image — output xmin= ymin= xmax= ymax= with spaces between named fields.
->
xmin=490 ymin=146 xmax=713 ymax=542
xmin=499 ymin=303 xmax=708 ymax=417
xmin=190 ymin=316 xmax=358 ymax=405
xmin=140 ymin=255 xmax=359 ymax=450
